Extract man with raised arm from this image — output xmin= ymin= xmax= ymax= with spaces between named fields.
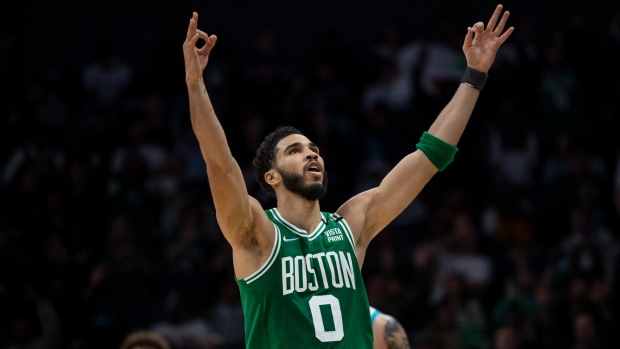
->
xmin=182 ymin=4 xmax=513 ymax=348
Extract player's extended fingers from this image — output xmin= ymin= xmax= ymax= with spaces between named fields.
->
xmin=207 ymin=35 xmax=218 ymax=49
xmin=186 ymin=33 xmax=200 ymax=53
xmin=196 ymin=31 xmax=218 ymax=53
xmin=196 ymin=30 xmax=213 ymax=51
xmin=493 ymin=10 xmax=510 ymax=35
xmin=185 ymin=13 xmax=198 ymax=42
xmin=196 ymin=29 xmax=210 ymax=43
xmin=463 ymin=27 xmax=474 ymax=51
xmin=486 ymin=4 xmax=503 ymax=32
xmin=184 ymin=19 xmax=193 ymax=42
xmin=498 ymin=26 xmax=515 ymax=44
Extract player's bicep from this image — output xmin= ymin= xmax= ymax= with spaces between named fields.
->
xmin=369 ymin=152 xmax=436 ymax=232
xmin=336 ymin=188 xmax=377 ymax=244
xmin=207 ymin=164 xmax=267 ymax=246
xmin=339 ymin=152 xmax=437 ymax=244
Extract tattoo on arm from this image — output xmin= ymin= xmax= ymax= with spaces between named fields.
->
xmin=384 ymin=317 xmax=411 ymax=349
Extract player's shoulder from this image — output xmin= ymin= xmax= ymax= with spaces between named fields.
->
xmin=369 ymin=306 xmax=382 ymax=322
xmin=374 ymin=312 xmax=392 ymax=326
xmin=322 ymin=211 xmax=345 ymax=223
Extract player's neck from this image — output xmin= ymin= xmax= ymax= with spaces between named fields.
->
xmin=276 ymin=194 xmax=322 ymax=234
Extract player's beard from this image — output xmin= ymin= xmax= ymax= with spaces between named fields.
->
xmin=277 ymin=168 xmax=328 ymax=201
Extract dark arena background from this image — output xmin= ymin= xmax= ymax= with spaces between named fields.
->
xmin=1 ymin=0 xmax=620 ymax=348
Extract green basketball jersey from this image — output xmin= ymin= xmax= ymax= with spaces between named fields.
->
xmin=236 ymin=208 xmax=373 ymax=348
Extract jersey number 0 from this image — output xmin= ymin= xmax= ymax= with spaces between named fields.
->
xmin=308 ymin=295 xmax=344 ymax=342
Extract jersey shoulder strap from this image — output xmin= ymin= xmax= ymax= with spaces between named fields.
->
xmin=369 ymin=306 xmax=382 ymax=325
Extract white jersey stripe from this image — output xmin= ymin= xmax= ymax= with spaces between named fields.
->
xmin=245 ymin=223 xmax=281 ymax=284
xmin=272 ymin=208 xmax=325 ymax=238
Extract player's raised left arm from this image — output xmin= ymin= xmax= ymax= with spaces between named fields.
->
xmin=338 ymin=5 xmax=514 ymax=244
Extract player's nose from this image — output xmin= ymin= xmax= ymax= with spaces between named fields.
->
xmin=305 ymin=151 xmax=318 ymax=160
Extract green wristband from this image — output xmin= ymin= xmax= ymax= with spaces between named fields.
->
xmin=416 ymin=131 xmax=458 ymax=171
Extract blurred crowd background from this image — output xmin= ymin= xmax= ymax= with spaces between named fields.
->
xmin=2 ymin=0 xmax=620 ymax=348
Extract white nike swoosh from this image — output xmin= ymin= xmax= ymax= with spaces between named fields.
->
xmin=283 ymin=237 xmax=301 ymax=242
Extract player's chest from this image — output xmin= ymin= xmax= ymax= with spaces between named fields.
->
xmin=279 ymin=225 xmax=351 ymax=255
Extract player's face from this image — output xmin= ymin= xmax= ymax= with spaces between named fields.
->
xmin=274 ymin=134 xmax=328 ymax=201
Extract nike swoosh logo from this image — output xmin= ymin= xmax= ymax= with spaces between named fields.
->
xmin=283 ymin=237 xmax=301 ymax=242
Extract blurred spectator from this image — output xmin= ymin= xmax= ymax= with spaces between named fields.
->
xmin=559 ymin=9 xmax=608 ymax=122
xmin=411 ymin=19 xmax=465 ymax=117
xmin=440 ymin=273 xmax=488 ymax=346
xmin=371 ymin=20 xmax=407 ymax=64
xmin=150 ymin=291 xmax=221 ymax=349
xmin=161 ymin=207 xmax=210 ymax=297
xmin=570 ymin=312 xmax=607 ymax=349
xmin=491 ymin=265 xmax=542 ymax=348
xmin=557 ymin=206 xmax=617 ymax=285
xmin=365 ymin=243 xmax=411 ymax=322
xmin=210 ymin=278 xmax=245 ymax=349
xmin=155 ymin=154 xmax=188 ymax=234
xmin=361 ymin=62 xmax=411 ymax=116
xmin=542 ymin=133 xmax=576 ymax=208
xmin=492 ymin=326 xmax=521 ymax=349
xmin=414 ymin=299 xmax=482 ymax=349
xmin=119 ymin=330 xmax=170 ymax=349
xmin=550 ymin=276 xmax=608 ymax=349
xmin=85 ymin=216 xmax=154 ymax=346
xmin=4 ymin=286 xmax=62 ymax=349
xmin=432 ymin=212 xmax=493 ymax=300
xmin=486 ymin=95 xmax=539 ymax=191
xmin=110 ymin=119 xmax=169 ymax=177
xmin=175 ymin=126 xmax=208 ymax=186
xmin=106 ymin=148 xmax=159 ymax=220
xmin=359 ymin=104 xmax=406 ymax=163
xmin=82 ymin=38 xmax=133 ymax=109
xmin=537 ymin=39 xmax=586 ymax=143
xmin=3 ymin=127 xmax=64 ymax=188
xmin=481 ymin=184 xmax=534 ymax=252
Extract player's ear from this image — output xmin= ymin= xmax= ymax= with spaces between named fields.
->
xmin=265 ymin=169 xmax=280 ymax=186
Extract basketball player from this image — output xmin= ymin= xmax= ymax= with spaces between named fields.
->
xmin=370 ymin=306 xmax=411 ymax=349
xmin=182 ymin=4 xmax=513 ymax=348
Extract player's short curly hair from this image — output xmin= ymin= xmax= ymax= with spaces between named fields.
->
xmin=253 ymin=125 xmax=303 ymax=197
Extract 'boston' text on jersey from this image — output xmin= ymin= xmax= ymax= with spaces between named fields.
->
xmin=282 ymin=251 xmax=356 ymax=295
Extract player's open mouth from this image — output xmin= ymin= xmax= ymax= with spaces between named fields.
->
xmin=306 ymin=161 xmax=322 ymax=175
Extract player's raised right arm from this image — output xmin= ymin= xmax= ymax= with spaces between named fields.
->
xmin=183 ymin=13 xmax=270 ymax=249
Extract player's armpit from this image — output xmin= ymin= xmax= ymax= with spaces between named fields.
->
xmin=335 ymin=188 xmax=377 ymax=246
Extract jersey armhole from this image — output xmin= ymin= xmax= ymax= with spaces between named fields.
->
xmin=334 ymin=214 xmax=358 ymax=256
xmin=370 ymin=306 xmax=381 ymax=325
xmin=244 ymin=223 xmax=281 ymax=284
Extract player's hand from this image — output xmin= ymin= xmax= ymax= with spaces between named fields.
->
xmin=183 ymin=12 xmax=218 ymax=84
xmin=462 ymin=4 xmax=514 ymax=73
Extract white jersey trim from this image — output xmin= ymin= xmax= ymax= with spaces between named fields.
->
xmin=339 ymin=221 xmax=356 ymax=252
xmin=272 ymin=208 xmax=325 ymax=239
xmin=334 ymin=213 xmax=358 ymax=259
xmin=245 ymin=223 xmax=281 ymax=284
